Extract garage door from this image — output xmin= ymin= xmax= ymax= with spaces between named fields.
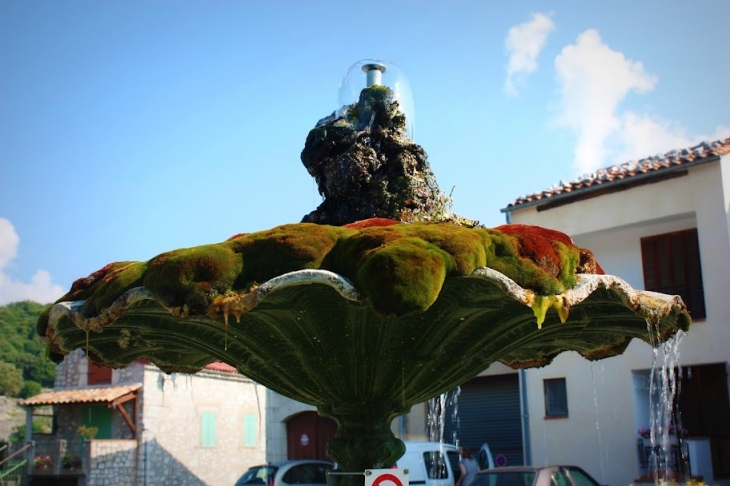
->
xmin=443 ymin=374 xmax=523 ymax=467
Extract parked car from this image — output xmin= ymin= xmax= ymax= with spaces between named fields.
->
xmin=476 ymin=443 xmax=495 ymax=472
xmin=395 ymin=441 xmax=495 ymax=486
xmin=235 ymin=460 xmax=335 ymax=486
xmin=468 ymin=465 xmax=602 ymax=486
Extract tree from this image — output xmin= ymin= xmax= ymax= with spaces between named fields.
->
xmin=0 ymin=362 xmax=23 ymax=396
xmin=0 ymin=301 xmax=55 ymax=387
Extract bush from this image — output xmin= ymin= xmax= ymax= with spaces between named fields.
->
xmin=19 ymin=380 xmax=42 ymax=398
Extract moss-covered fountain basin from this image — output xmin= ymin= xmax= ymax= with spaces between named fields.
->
xmin=39 ymin=218 xmax=690 ymax=474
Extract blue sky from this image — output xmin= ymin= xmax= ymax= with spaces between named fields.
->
xmin=1 ymin=0 xmax=728 ymax=305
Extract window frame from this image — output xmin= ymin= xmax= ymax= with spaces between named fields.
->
xmin=543 ymin=378 xmax=568 ymax=419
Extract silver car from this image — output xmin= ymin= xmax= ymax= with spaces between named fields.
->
xmin=235 ymin=460 xmax=335 ymax=486
xmin=467 ymin=466 xmax=602 ymax=486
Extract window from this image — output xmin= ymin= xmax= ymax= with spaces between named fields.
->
xmin=641 ymin=228 xmax=706 ymax=319
xmin=282 ymin=463 xmax=332 ymax=484
xmin=201 ymin=412 xmax=217 ymax=447
xmin=543 ymin=378 xmax=568 ymax=418
xmin=88 ymin=362 xmax=112 ymax=385
xmin=243 ymin=413 xmax=258 ymax=446
xmin=423 ymin=451 xmax=448 ymax=479
xmin=565 ymin=467 xmax=601 ymax=486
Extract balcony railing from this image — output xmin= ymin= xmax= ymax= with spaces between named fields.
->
xmin=29 ymin=439 xmax=89 ymax=476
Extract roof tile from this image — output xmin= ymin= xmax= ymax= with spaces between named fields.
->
xmin=504 ymin=139 xmax=730 ymax=211
xmin=19 ymin=384 xmax=141 ymax=407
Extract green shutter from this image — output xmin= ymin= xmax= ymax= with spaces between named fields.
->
xmin=201 ymin=412 xmax=217 ymax=447
xmin=243 ymin=414 xmax=258 ymax=446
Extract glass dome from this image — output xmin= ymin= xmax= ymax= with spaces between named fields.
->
xmin=336 ymin=59 xmax=416 ymax=140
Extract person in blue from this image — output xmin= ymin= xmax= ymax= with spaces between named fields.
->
xmin=455 ymin=446 xmax=479 ymax=486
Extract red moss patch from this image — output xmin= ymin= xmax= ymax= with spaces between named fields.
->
xmin=495 ymin=224 xmax=575 ymax=278
xmin=344 ymin=218 xmax=400 ymax=230
xmin=226 ymin=232 xmax=249 ymax=241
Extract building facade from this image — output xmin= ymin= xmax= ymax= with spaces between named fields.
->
xmin=501 ymin=139 xmax=730 ymax=486
xmin=20 ymin=350 xmax=325 ymax=486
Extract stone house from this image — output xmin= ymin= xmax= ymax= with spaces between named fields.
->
xmin=499 ymin=139 xmax=730 ymax=486
xmin=19 ymin=350 xmax=333 ymax=486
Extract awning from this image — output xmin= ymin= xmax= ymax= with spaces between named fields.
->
xmin=19 ymin=384 xmax=141 ymax=407
xmin=20 ymin=384 xmax=141 ymax=436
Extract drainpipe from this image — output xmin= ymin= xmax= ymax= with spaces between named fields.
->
xmin=518 ymin=370 xmax=532 ymax=465
xmin=505 ymin=210 xmax=532 ymax=466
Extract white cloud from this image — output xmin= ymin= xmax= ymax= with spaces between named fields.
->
xmin=554 ymin=29 xmax=657 ymax=173
xmin=504 ymin=12 xmax=555 ymax=96
xmin=613 ymin=114 xmax=730 ymax=164
xmin=0 ymin=218 xmax=64 ymax=305
xmin=553 ymin=30 xmax=730 ymax=173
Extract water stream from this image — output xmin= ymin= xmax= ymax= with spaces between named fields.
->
xmin=590 ymin=363 xmax=607 ymax=484
xmin=427 ymin=387 xmax=461 ymax=446
xmin=647 ymin=329 xmax=688 ymax=480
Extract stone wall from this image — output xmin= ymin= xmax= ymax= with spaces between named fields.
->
xmin=54 ymin=350 xmax=145 ymax=389
xmin=88 ymin=439 xmax=137 ymax=486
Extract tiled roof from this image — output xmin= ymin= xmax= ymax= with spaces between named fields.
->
xmin=503 ymin=138 xmax=730 ymax=212
xmin=204 ymin=362 xmax=238 ymax=373
xmin=19 ymin=384 xmax=141 ymax=407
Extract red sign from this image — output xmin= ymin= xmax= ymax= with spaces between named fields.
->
xmin=365 ymin=469 xmax=407 ymax=486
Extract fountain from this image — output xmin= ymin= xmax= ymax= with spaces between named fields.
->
xmin=37 ymin=60 xmax=690 ymax=485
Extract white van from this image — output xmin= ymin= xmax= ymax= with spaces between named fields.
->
xmin=394 ymin=442 xmax=494 ymax=486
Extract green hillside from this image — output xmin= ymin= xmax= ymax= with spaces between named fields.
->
xmin=0 ymin=301 xmax=55 ymax=397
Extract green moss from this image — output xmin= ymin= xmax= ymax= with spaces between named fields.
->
xmin=144 ymin=244 xmax=243 ymax=312
xmin=229 ymin=223 xmax=346 ymax=289
xmin=84 ymin=262 xmax=148 ymax=315
xmin=49 ymin=222 xmax=594 ymax=319
xmin=356 ymin=237 xmax=453 ymax=315
xmin=363 ymin=84 xmax=391 ymax=96
xmin=401 ymin=223 xmax=488 ymax=274
xmin=553 ymin=241 xmax=580 ymax=290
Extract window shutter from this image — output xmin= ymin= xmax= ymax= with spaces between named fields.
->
xmin=243 ymin=413 xmax=258 ymax=446
xmin=201 ymin=412 xmax=217 ymax=447
xmin=641 ymin=228 xmax=705 ymax=318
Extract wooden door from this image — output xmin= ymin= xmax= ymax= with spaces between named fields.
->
xmin=678 ymin=363 xmax=730 ymax=477
xmin=287 ymin=411 xmax=337 ymax=461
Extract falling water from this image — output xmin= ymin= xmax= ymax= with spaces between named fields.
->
xmin=426 ymin=387 xmax=461 ymax=477
xmin=590 ymin=363 xmax=607 ymax=483
xmin=647 ymin=328 xmax=688 ymax=481
xmin=427 ymin=387 xmax=461 ymax=445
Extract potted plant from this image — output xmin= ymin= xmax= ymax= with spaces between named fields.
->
xmin=33 ymin=454 xmax=53 ymax=470
xmin=62 ymin=452 xmax=82 ymax=470
xmin=77 ymin=425 xmax=98 ymax=440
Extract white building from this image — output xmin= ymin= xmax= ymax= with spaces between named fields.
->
xmin=501 ymin=139 xmax=730 ymax=486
